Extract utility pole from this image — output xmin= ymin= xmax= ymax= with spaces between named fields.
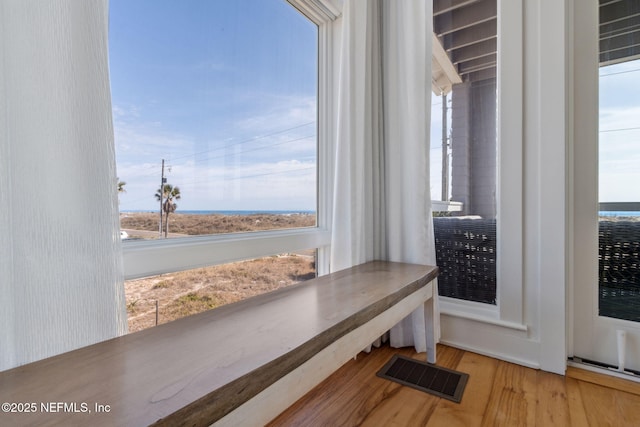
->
xmin=159 ymin=159 xmax=166 ymax=238
xmin=441 ymin=93 xmax=449 ymax=202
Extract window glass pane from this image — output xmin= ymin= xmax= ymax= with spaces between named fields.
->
xmin=430 ymin=93 xmax=452 ymax=202
xmin=126 ymin=251 xmax=316 ymax=333
xmin=432 ymin=0 xmax=498 ymax=304
xmin=598 ymin=0 xmax=640 ymax=321
xmin=120 ymin=211 xmax=315 ymax=240
xmin=109 ymin=0 xmax=318 ymax=240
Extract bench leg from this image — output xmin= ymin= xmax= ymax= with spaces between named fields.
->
xmin=424 ymin=295 xmax=437 ymax=364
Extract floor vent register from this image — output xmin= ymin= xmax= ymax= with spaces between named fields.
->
xmin=377 ymin=354 xmax=469 ymax=403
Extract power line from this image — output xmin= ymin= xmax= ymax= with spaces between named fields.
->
xmin=600 ymin=126 xmax=640 ymax=133
xmin=166 ymin=121 xmax=316 ymax=164
xmin=599 ymin=67 xmax=640 ymax=77
xmin=224 ymin=166 xmax=315 ymax=182
xmin=178 ymin=165 xmax=316 ymax=188
xmin=150 ymin=135 xmax=315 ymax=189
xmin=175 ymin=134 xmax=315 ymax=168
xmin=115 ymin=122 xmax=316 ymax=181
xmin=119 ymin=166 xmax=316 ymax=208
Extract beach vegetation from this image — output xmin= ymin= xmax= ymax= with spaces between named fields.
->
xmin=124 ymin=253 xmax=316 ymax=332
xmin=152 ymin=280 xmax=170 ymax=290
xmin=155 ymin=183 xmax=181 ymax=238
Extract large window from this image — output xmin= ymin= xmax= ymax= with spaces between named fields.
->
xmin=110 ymin=0 xmax=336 ymax=282
xmin=431 ymin=0 xmax=524 ymax=330
xmin=126 ymin=252 xmax=315 ymax=332
xmin=431 ymin=0 xmax=498 ymax=305
xmin=598 ymin=33 xmax=640 ymax=321
xmin=110 ymin=0 xmax=318 ymax=241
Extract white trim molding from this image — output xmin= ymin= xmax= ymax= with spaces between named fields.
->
xmin=496 ymin=0 xmax=524 ymax=327
xmin=431 ymin=200 xmax=463 ymax=212
xmin=287 ymin=0 xmax=342 ymax=23
xmin=122 ymin=0 xmax=341 ymax=280
xmin=431 ymin=33 xmax=462 ymax=95
xmin=440 ymin=0 xmax=571 ymax=375
xmin=123 ymin=228 xmax=331 ymax=280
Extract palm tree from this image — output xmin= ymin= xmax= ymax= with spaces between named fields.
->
xmin=117 ymin=178 xmax=126 ymax=205
xmin=117 ymin=179 xmax=127 ymax=194
xmin=155 ymin=183 xmax=181 ymax=238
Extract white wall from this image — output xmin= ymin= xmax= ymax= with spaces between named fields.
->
xmin=0 ymin=0 xmax=127 ymax=372
xmin=440 ymin=0 xmax=568 ymax=374
xmin=0 ymin=0 xmax=572 ymax=375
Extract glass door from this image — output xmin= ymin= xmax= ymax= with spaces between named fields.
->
xmin=573 ymin=0 xmax=640 ymax=375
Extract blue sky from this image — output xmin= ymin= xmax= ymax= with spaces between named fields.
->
xmin=429 ymin=60 xmax=640 ymax=205
xmin=110 ymin=1 xmax=639 ymax=211
xmin=429 ymin=93 xmax=449 ymax=202
xmin=109 ymin=0 xmax=318 ymax=211
xmin=599 ymin=59 xmax=640 ymax=203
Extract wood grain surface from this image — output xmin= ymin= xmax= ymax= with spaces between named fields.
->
xmin=0 ymin=261 xmax=437 ymax=427
xmin=270 ymin=344 xmax=640 ymax=427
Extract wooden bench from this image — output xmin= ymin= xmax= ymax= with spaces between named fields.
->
xmin=0 ymin=261 xmax=438 ymax=426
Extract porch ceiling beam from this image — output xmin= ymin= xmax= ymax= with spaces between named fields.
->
xmin=458 ymin=53 xmax=497 ymax=75
xmin=598 ymin=1 xmax=640 ymax=65
xmin=601 ymin=22 xmax=640 ymax=41
xmin=451 ymin=38 xmax=497 ymax=65
xmin=432 ymin=33 xmax=462 ymax=94
xmin=600 ymin=14 xmax=640 ymax=38
xmin=602 ymin=52 xmax=640 ymax=65
xmin=600 ymin=29 xmax=640 ymax=53
xmin=600 ymin=0 xmax=625 ymax=8
xmin=464 ymin=67 xmax=497 ymax=83
xmin=600 ymin=43 xmax=640 ymax=65
xmin=434 ymin=0 xmax=497 ymax=36
xmin=600 ymin=1 xmax=640 ymax=27
xmin=433 ymin=0 xmax=481 ymax=17
xmin=459 ymin=63 xmax=496 ymax=76
xmin=441 ymin=19 xmax=497 ymax=52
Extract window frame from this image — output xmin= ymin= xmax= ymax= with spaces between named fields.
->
xmin=437 ymin=0 xmax=525 ymax=330
xmin=120 ymin=0 xmax=339 ymax=280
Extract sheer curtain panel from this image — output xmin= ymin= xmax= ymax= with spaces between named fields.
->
xmin=330 ymin=0 xmax=438 ymax=353
xmin=0 ymin=0 xmax=127 ymax=371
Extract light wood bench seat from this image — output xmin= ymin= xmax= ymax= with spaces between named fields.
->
xmin=0 ymin=261 xmax=438 ymax=426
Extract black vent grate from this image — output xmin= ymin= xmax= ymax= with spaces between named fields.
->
xmin=377 ymin=354 xmax=469 ymax=403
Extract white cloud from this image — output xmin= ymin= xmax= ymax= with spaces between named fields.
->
xmin=598 ymin=103 xmax=640 ymax=202
xmin=599 ymin=171 xmax=640 ymax=202
xmin=143 ymin=159 xmax=317 ymax=211
xmin=233 ymin=94 xmax=317 ymax=133
xmin=114 ymin=98 xmax=317 ymax=211
xmin=599 ymin=106 xmax=640 ymax=132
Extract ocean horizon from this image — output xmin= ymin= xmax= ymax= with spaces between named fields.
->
xmin=120 ymin=209 xmax=316 ymax=216
xmin=121 ymin=209 xmax=639 ymax=217
xmin=599 ymin=211 xmax=640 ymax=217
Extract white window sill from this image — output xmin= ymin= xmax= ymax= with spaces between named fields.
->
xmin=122 ymin=227 xmax=331 ymax=280
xmin=439 ymin=296 xmax=528 ymax=332
xmin=432 ymin=200 xmax=463 ymax=212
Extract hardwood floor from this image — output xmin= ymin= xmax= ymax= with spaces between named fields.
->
xmin=267 ymin=344 xmax=640 ymax=426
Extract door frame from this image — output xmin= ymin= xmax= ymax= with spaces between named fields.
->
xmin=570 ymin=0 xmax=640 ymax=376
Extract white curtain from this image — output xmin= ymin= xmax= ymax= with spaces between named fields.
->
xmin=0 ymin=0 xmax=127 ymax=371
xmin=330 ymin=0 xmax=438 ymax=352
